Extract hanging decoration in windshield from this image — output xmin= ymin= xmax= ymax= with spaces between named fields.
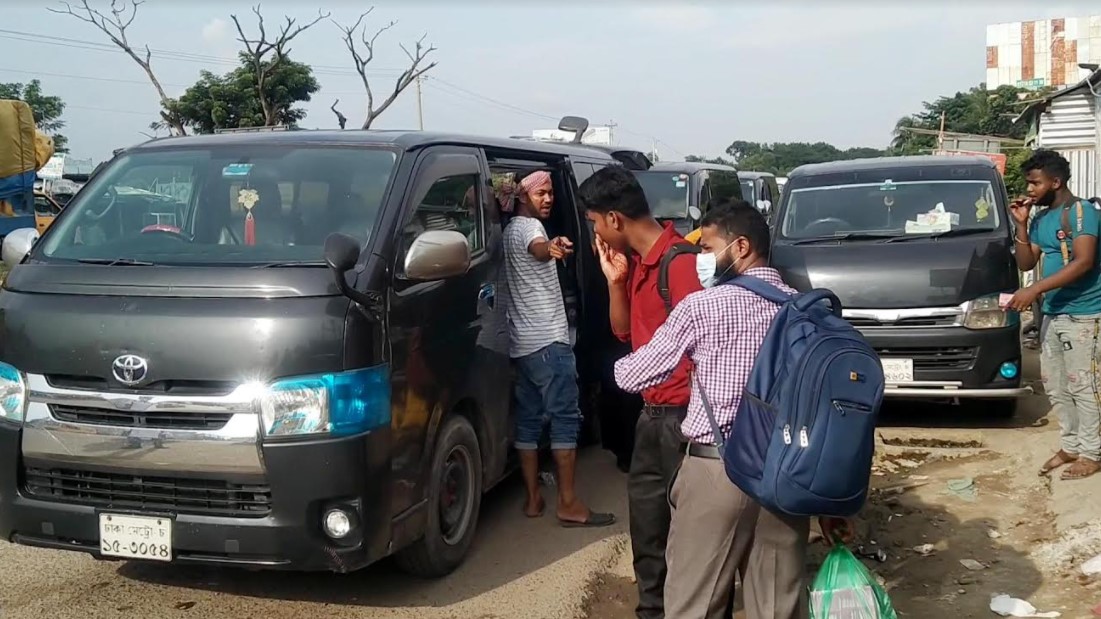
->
xmin=239 ymin=188 xmax=259 ymax=246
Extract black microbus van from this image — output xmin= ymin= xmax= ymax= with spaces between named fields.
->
xmin=771 ymin=156 xmax=1029 ymax=416
xmin=0 ymin=128 xmax=628 ymax=575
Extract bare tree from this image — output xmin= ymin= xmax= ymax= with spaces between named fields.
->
xmin=231 ymin=5 xmax=329 ymax=127
xmin=333 ymin=8 xmax=438 ymax=130
xmin=330 ymin=99 xmax=348 ymax=130
xmin=49 ymin=0 xmax=186 ymax=135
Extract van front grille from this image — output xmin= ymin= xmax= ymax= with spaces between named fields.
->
xmin=847 ymin=315 xmax=959 ymax=328
xmin=23 ymin=467 xmax=272 ymax=518
xmin=876 ymin=346 xmax=978 ymax=371
xmin=49 ymin=405 xmax=233 ymax=431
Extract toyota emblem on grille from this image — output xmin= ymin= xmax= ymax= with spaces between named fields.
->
xmin=112 ymin=354 xmax=149 ymax=386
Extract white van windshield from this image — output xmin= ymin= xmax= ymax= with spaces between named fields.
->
xmin=39 ymin=146 xmax=398 ymax=265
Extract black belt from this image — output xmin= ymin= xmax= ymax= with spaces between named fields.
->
xmin=683 ymin=442 xmax=721 ymax=459
xmin=643 ymin=403 xmax=687 ymax=418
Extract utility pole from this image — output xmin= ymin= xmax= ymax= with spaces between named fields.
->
xmin=937 ymin=110 xmax=946 ymax=151
xmin=606 ymin=119 xmax=618 ymax=145
xmin=416 ymin=75 xmax=424 ymax=131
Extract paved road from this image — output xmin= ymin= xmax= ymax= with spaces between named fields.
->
xmin=0 ymin=449 xmax=630 ymax=619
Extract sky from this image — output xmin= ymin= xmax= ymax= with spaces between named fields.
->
xmin=2 ymin=0 xmax=1099 ymax=163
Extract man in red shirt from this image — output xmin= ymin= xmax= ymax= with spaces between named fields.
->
xmin=579 ymin=167 xmax=702 ymax=619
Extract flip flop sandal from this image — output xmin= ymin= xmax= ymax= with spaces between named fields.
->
xmin=1039 ymin=450 xmax=1078 ymax=476
xmin=559 ymin=511 xmax=616 ymax=529
xmin=1060 ymin=458 xmax=1101 ymax=480
xmin=524 ymin=501 xmax=546 ymax=518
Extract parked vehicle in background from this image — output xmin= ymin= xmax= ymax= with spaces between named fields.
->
xmin=738 ymin=170 xmax=781 ymax=217
xmin=646 ymin=161 xmax=741 ymax=235
xmin=0 ymin=128 xmax=632 ymax=576
xmin=0 ymin=100 xmax=53 ymax=240
xmin=520 ymin=115 xmax=654 ymax=171
xmin=776 ymin=176 xmax=788 ymax=196
xmin=771 ymin=156 xmax=1027 ymax=416
xmin=32 ymin=191 xmax=62 ymax=234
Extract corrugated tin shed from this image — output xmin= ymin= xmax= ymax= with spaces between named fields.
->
xmin=1016 ymin=69 xmax=1101 ymax=198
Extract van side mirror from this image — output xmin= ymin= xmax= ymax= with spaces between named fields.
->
xmin=324 ymin=232 xmax=361 ymax=273
xmin=687 ymin=205 xmax=702 ymax=222
xmin=558 ymin=116 xmax=590 ymax=143
xmin=404 ymin=230 xmax=471 ymax=281
xmin=2 ymin=228 xmax=39 ymax=270
xmin=323 ymin=232 xmax=375 ymax=307
xmin=757 ymin=200 xmax=772 ymax=215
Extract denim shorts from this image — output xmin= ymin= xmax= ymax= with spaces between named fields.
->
xmin=513 ymin=342 xmax=581 ymax=450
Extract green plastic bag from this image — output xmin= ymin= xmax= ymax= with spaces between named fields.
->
xmin=809 ymin=544 xmax=897 ymax=619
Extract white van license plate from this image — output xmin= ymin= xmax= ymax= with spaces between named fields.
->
xmin=99 ymin=513 xmax=172 ymax=562
xmin=881 ymin=358 xmax=914 ymax=384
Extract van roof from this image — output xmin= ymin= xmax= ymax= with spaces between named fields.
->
xmin=789 ymin=155 xmax=997 ymax=178
xmin=650 ymin=161 xmax=738 ymax=173
xmin=131 ymin=129 xmax=619 ymax=161
xmin=737 ymin=170 xmax=775 ymax=180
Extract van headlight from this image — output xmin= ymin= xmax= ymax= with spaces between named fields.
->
xmin=0 ymin=362 xmax=27 ymax=424
xmin=963 ymin=295 xmax=1014 ymax=329
xmin=260 ymin=364 xmax=390 ymax=438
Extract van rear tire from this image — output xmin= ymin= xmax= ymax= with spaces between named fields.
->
xmin=395 ymin=415 xmax=483 ymax=578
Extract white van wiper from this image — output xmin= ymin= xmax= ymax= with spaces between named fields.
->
xmin=788 ymin=233 xmax=895 ymax=245
xmin=77 ymin=257 xmax=155 ymax=266
xmin=885 ymin=228 xmax=994 ymax=243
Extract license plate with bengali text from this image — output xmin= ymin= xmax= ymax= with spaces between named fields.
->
xmin=98 ymin=513 xmax=173 ymax=562
xmin=881 ymin=358 xmax=914 ymax=384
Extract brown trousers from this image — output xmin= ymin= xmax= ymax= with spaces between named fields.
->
xmin=664 ymin=455 xmax=810 ymax=619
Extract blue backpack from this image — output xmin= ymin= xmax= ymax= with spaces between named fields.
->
xmin=697 ymin=275 xmax=884 ymax=518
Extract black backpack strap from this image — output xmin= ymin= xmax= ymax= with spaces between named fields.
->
xmin=658 ymin=242 xmax=702 ymax=314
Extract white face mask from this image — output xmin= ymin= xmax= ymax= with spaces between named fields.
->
xmin=695 ymin=240 xmax=740 ymax=288
xmin=696 ymin=252 xmax=719 ymax=288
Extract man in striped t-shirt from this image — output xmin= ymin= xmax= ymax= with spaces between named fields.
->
xmin=503 ymin=169 xmax=615 ymax=528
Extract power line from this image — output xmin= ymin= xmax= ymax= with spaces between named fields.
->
xmin=0 ymin=29 xmax=404 ymax=75
xmin=427 ymin=77 xmax=557 ymax=121
xmin=4 ymin=27 xmax=685 ymax=151
xmin=66 ymin=103 xmax=155 ymax=116
xmin=0 ymin=67 xmax=369 ymax=96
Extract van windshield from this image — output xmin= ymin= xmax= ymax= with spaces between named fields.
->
xmin=633 ymin=171 xmax=689 ymax=219
xmin=740 ymin=180 xmax=755 ymax=202
xmin=780 ymin=179 xmax=1001 ymax=240
xmin=37 ymin=145 xmax=398 ymax=265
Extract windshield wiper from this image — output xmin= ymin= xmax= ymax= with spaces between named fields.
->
xmin=77 ymin=257 xmax=155 ymax=266
xmin=250 ymin=261 xmax=328 ymax=269
xmin=885 ymin=228 xmax=994 ymax=243
xmin=788 ymin=233 xmax=896 ymax=245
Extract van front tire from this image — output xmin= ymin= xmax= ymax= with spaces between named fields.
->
xmin=395 ymin=415 xmax=483 ymax=578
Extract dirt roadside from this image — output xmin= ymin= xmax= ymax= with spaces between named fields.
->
xmin=582 ymin=363 xmax=1101 ymax=618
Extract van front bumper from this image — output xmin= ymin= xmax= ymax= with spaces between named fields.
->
xmin=0 ymin=419 xmax=394 ymax=572
xmin=859 ymin=324 xmax=1031 ymax=400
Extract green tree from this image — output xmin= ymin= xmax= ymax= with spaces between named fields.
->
xmin=175 ymin=53 xmax=319 ymax=134
xmin=890 ymin=84 xmax=1049 ymax=155
xmin=0 ymin=79 xmax=67 ymax=152
xmin=1002 ymin=147 xmax=1033 ymax=197
xmin=689 ymin=141 xmax=885 ymax=176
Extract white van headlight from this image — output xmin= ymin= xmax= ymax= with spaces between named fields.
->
xmin=0 ymin=362 xmax=27 ymax=424
xmin=963 ymin=295 xmax=1012 ymax=329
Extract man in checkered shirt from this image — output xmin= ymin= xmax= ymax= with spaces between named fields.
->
xmin=614 ymin=201 xmax=849 ymax=619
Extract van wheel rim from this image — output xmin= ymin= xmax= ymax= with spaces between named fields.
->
xmin=439 ymin=444 xmax=474 ymax=545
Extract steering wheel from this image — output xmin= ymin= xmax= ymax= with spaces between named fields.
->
xmin=803 ymin=217 xmax=852 ymax=234
xmin=84 ymin=186 xmax=117 ymax=221
xmin=140 ymin=224 xmax=193 ymax=242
